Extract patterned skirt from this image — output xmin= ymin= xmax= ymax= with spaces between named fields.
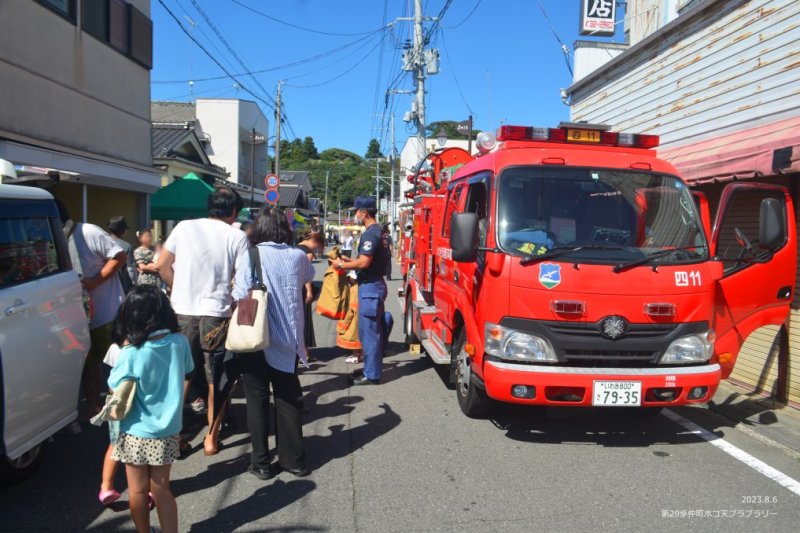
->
xmin=111 ymin=433 xmax=180 ymax=466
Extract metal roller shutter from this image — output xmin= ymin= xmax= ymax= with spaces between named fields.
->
xmin=788 ymin=310 xmax=800 ymax=406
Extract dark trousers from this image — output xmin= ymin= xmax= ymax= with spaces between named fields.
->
xmin=239 ymin=352 xmax=305 ymax=470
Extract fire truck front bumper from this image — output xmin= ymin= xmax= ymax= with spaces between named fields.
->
xmin=482 ymin=360 xmax=721 ymax=407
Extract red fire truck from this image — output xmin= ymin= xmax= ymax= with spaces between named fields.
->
xmin=402 ymin=123 xmax=796 ymax=417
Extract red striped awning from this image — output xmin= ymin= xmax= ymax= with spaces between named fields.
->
xmin=659 ymin=116 xmax=800 ymax=185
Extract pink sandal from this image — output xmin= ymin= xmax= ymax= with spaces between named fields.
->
xmin=98 ymin=489 xmax=120 ymax=506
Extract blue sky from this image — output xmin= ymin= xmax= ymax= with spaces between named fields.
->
xmin=151 ymin=1 xmax=626 ymax=155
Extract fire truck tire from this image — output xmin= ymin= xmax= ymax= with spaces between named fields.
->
xmin=404 ymin=296 xmax=418 ymax=346
xmin=453 ymin=328 xmax=491 ymax=418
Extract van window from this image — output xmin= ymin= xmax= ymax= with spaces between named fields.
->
xmin=0 ymin=217 xmax=62 ymax=287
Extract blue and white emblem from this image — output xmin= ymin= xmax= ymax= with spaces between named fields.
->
xmin=538 ymin=263 xmax=561 ymax=290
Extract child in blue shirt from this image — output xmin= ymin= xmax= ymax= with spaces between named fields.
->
xmin=108 ymin=286 xmax=194 ymax=533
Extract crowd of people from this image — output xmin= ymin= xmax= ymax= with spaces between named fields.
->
xmin=57 ymin=187 xmax=392 ymax=533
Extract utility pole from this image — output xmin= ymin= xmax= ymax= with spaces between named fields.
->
xmin=413 ymin=0 xmax=426 ymax=153
xmin=375 ymin=159 xmax=380 ymax=217
xmin=250 ymin=127 xmax=256 ymax=207
xmin=323 ymin=171 xmax=329 ymax=231
xmin=389 ymin=113 xmax=396 ymax=231
xmin=274 ymin=80 xmax=282 ymax=177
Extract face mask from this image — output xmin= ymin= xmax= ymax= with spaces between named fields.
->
xmin=355 ymin=210 xmax=365 ymax=225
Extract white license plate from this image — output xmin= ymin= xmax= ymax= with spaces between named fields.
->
xmin=592 ymin=381 xmax=642 ymax=406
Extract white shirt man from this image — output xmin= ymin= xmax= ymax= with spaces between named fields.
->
xmin=156 ymin=187 xmax=248 ymax=455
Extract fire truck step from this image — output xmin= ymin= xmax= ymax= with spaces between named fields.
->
xmin=421 ymin=336 xmax=450 ymax=365
xmin=412 ymin=301 xmax=438 ymax=315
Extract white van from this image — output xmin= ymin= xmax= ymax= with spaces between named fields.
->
xmin=0 ymin=184 xmax=90 ymax=483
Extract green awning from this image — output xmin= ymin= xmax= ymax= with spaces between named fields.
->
xmin=150 ymin=172 xmax=214 ymax=220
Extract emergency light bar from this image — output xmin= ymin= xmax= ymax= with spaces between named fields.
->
xmin=496 ymin=125 xmax=660 ymax=149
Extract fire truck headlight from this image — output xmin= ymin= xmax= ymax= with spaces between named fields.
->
xmin=485 ymin=323 xmax=557 ymax=363
xmin=660 ymin=330 xmax=715 ymax=364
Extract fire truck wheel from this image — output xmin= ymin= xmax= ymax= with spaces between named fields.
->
xmin=404 ymin=296 xmax=418 ymax=345
xmin=453 ymin=328 xmax=491 ymax=418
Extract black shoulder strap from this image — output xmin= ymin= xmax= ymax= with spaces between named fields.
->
xmin=249 ymin=246 xmax=266 ymax=290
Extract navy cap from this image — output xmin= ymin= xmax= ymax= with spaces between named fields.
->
xmin=353 ymin=196 xmax=376 ymax=210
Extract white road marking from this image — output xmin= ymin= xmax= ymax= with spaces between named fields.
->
xmin=664 ymin=409 xmax=800 ymax=497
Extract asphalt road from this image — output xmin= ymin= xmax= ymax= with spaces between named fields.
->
xmin=2 ymin=259 xmax=800 ymax=532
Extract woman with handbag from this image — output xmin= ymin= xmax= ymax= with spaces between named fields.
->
xmin=231 ymin=207 xmax=315 ymax=480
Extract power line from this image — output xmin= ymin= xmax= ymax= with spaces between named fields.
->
xmin=284 ymin=37 xmax=385 ymax=89
xmin=284 ymin=29 xmax=385 ymax=82
xmin=156 ymin=0 xmax=276 ymax=111
xmin=369 ymin=0 xmax=390 ymax=140
xmin=189 ymin=0 xmax=276 ymax=108
xmin=438 ymin=29 xmax=473 ymax=115
xmin=536 ymin=0 xmax=573 ymax=76
xmin=443 ymin=0 xmax=483 ymax=29
xmin=152 ymin=29 xmax=387 ymax=84
xmin=173 ymin=0 xmax=240 ymax=74
xmin=231 ymin=0 xmax=388 ymax=37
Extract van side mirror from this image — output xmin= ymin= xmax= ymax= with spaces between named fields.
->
xmin=450 ymin=212 xmax=479 ymax=262
xmin=759 ymin=198 xmax=785 ymax=251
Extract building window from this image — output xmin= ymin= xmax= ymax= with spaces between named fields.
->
xmin=82 ymin=0 xmax=109 ymax=41
xmin=129 ymin=6 xmax=153 ymax=69
xmin=108 ymin=0 xmax=131 ymax=54
xmin=79 ymin=0 xmax=150 ymax=69
xmin=37 ymin=0 xmax=77 ymax=21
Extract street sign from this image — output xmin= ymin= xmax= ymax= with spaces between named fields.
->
xmin=455 ymin=121 xmax=470 ymax=134
xmin=579 ymin=0 xmax=616 ymax=37
xmin=265 ymin=189 xmax=280 ymax=205
xmin=265 ymin=173 xmax=280 ymax=189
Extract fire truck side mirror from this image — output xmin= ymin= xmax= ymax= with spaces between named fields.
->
xmin=759 ymin=197 xmax=786 ymax=252
xmin=450 ymin=212 xmax=479 ymax=263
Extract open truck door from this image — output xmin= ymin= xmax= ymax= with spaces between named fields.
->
xmin=710 ymin=183 xmax=796 ymax=378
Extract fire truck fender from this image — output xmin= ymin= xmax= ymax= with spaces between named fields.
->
xmin=451 ymin=303 xmax=486 ymax=384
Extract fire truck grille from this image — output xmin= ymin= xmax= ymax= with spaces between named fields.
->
xmin=562 ymin=350 xmax=658 ymax=367
xmin=544 ymin=321 xmax=678 ymax=339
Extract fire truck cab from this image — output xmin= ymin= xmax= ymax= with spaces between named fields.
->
xmin=403 ymin=123 xmax=796 ymax=417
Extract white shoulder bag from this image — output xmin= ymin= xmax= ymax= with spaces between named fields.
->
xmin=225 ymin=247 xmax=270 ymax=352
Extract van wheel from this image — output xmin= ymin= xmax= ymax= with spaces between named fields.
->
xmin=452 ymin=328 xmax=491 ymax=418
xmin=0 ymin=443 xmax=45 ymax=485
xmin=404 ymin=296 xmax=418 ymax=346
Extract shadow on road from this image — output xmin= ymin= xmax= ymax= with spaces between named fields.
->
xmin=489 ymin=404 xmax=710 ymax=447
xmin=187 ymin=478 xmax=318 ymax=532
xmin=304 ymin=402 xmax=402 ymax=472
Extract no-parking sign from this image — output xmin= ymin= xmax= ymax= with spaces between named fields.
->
xmin=265 ymin=189 xmax=280 ymax=205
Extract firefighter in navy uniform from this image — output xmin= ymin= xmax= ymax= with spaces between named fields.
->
xmin=337 ymin=196 xmax=389 ymax=385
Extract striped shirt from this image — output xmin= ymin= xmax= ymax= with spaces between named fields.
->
xmin=232 ymin=242 xmax=315 ymax=373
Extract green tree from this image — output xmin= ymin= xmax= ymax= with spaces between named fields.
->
xmin=365 ymin=139 xmax=383 ymax=160
xmin=301 ymin=136 xmax=319 ymax=160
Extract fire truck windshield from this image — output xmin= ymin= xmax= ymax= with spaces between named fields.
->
xmin=496 ymin=166 xmax=708 ymax=265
